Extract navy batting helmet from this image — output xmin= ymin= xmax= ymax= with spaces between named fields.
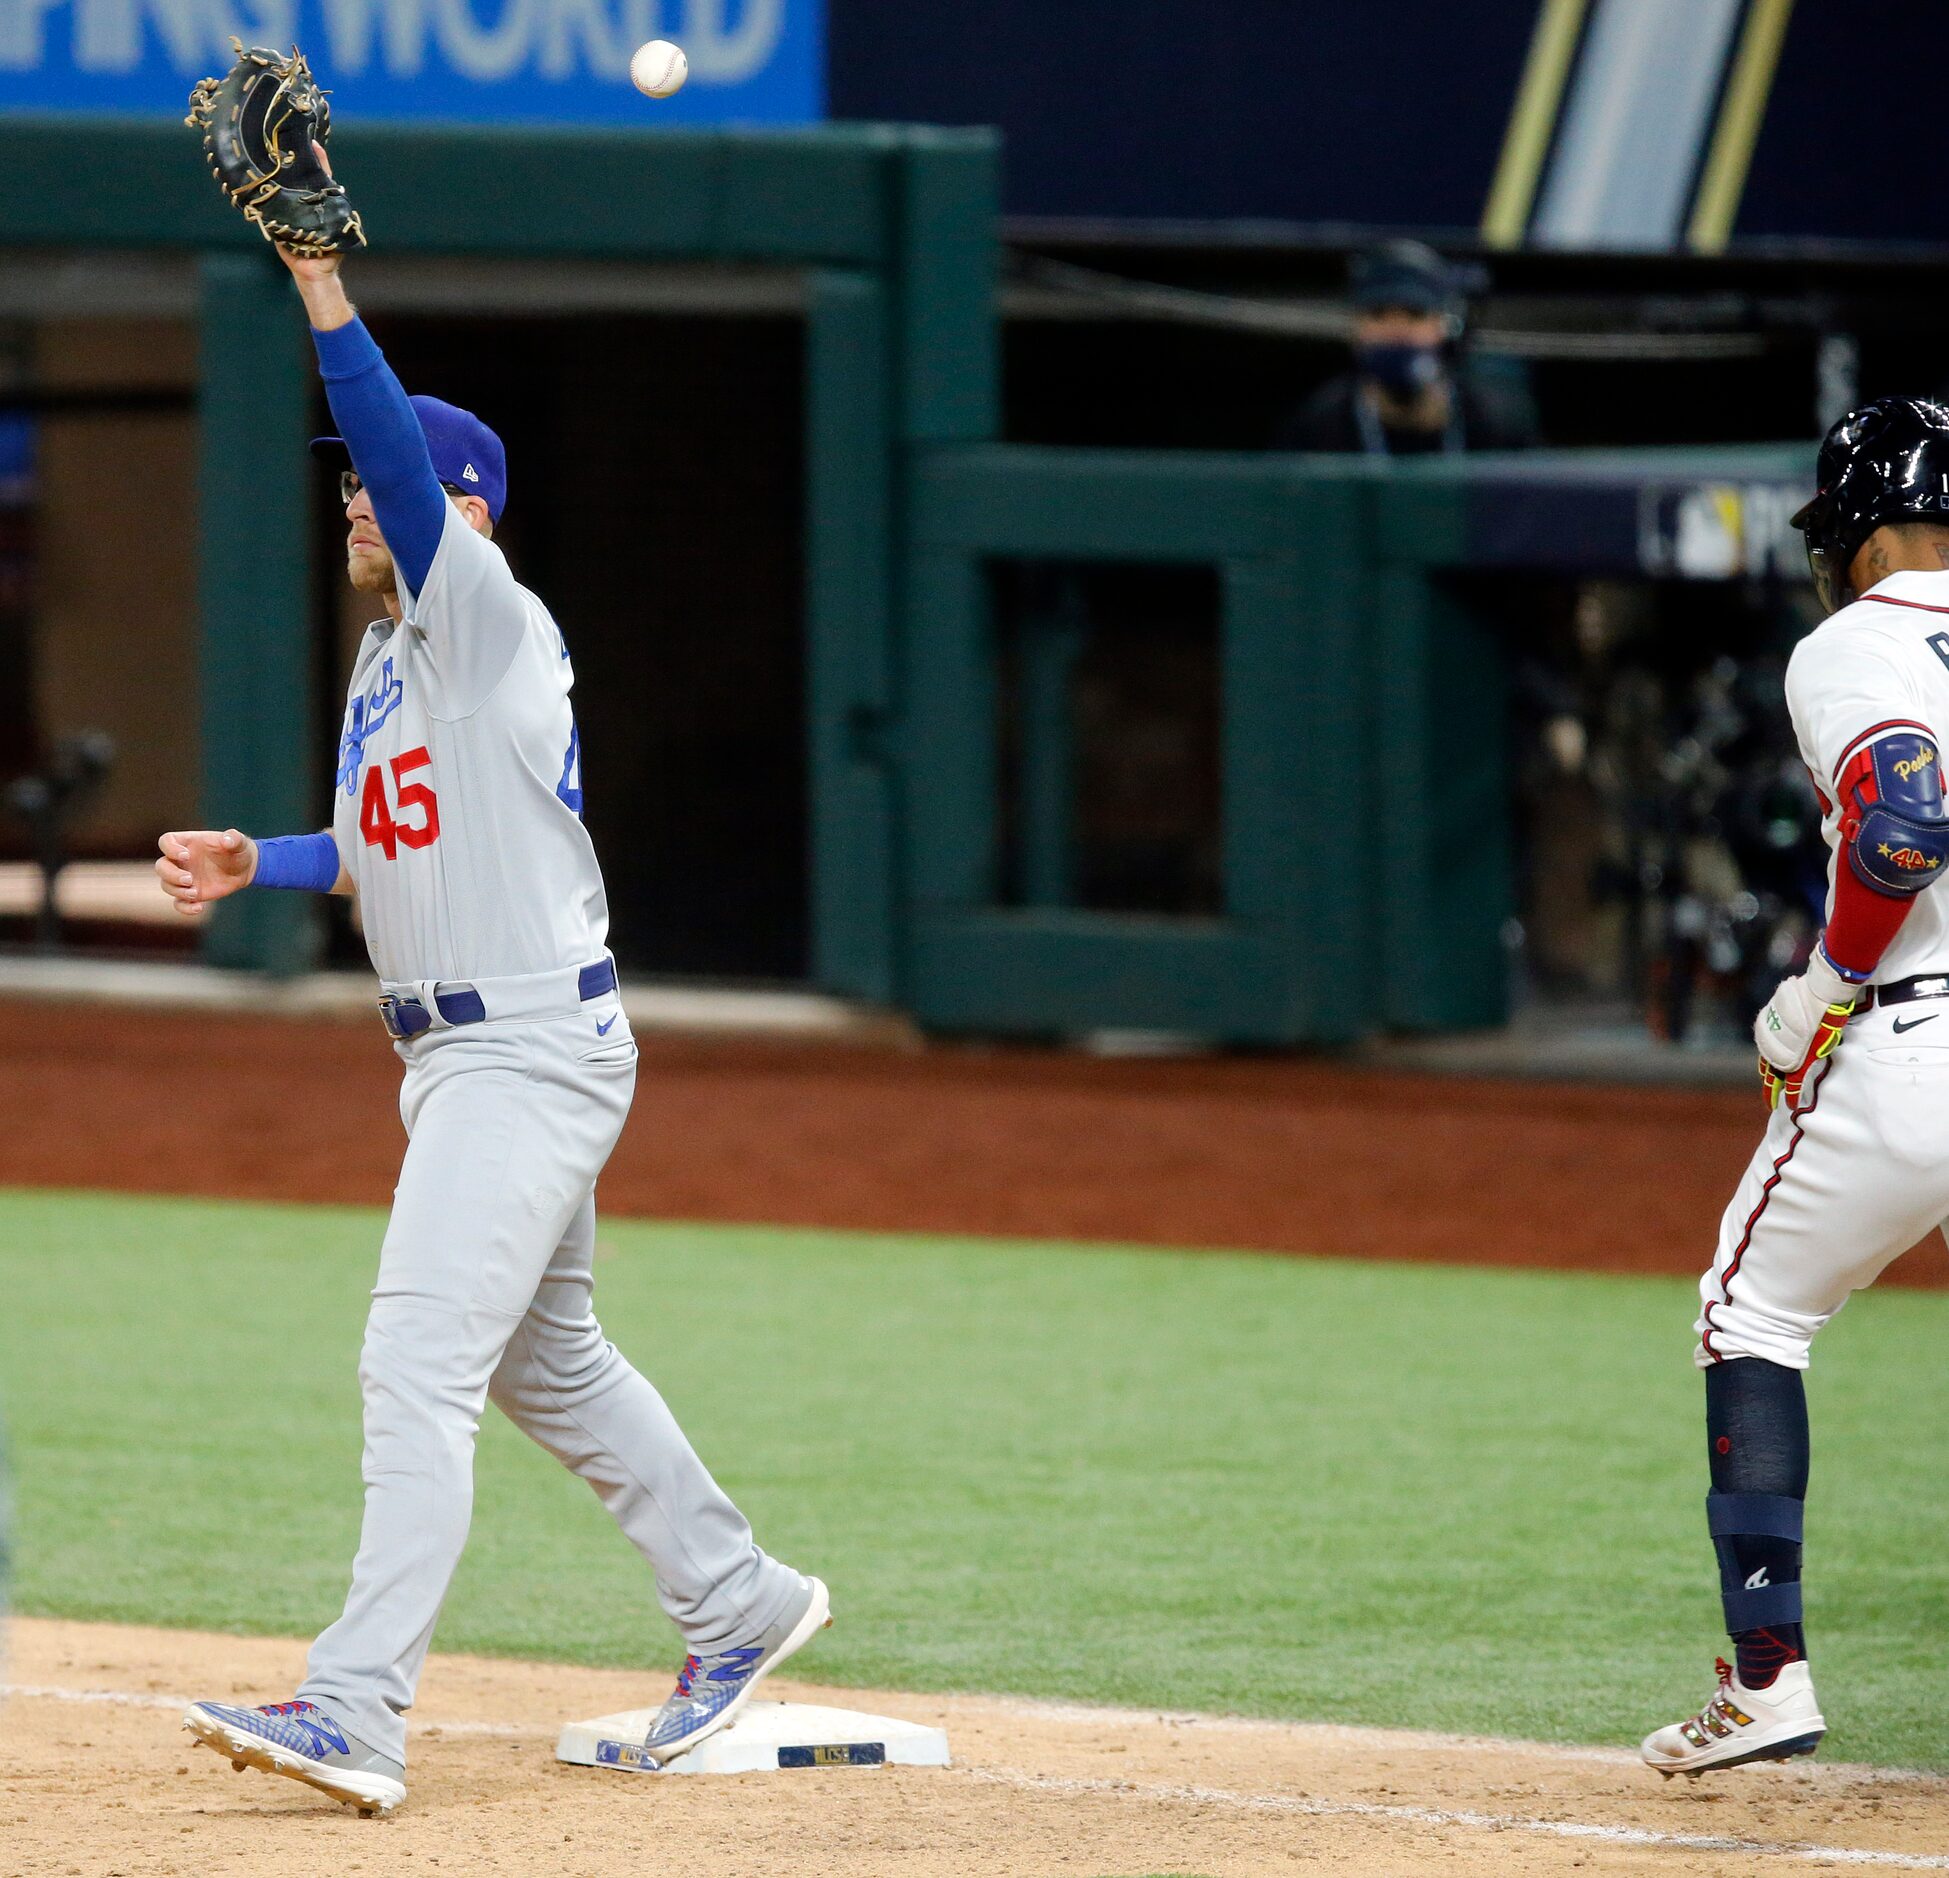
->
xmin=1793 ymin=396 xmax=1949 ymax=614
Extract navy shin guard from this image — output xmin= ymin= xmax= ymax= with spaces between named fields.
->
xmin=1707 ymin=1491 xmax=1805 ymax=1632
xmin=1704 ymin=1358 xmax=1809 ymax=1685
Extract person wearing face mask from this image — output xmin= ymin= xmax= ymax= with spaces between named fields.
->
xmin=1274 ymin=239 xmax=1539 ymax=456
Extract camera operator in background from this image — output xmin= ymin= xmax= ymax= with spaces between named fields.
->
xmin=1275 ymin=239 xmax=1539 ymax=457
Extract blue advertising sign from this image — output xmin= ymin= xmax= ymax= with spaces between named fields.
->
xmin=0 ymin=0 xmax=821 ymax=124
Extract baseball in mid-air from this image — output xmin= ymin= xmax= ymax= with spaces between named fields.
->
xmin=631 ymin=39 xmax=688 ymax=98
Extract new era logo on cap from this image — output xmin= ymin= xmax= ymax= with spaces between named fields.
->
xmin=310 ymin=395 xmax=508 ymax=522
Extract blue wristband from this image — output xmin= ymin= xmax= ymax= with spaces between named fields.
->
xmin=1816 ymin=939 xmax=1871 ymax=985
xmin=252 ymin=832 xmax=340 ymax=893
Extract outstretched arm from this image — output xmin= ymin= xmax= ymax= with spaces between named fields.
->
xmin=277 ymin=247 xmax=448 ymax=598
xmin=156 ymin=829 xmax=351 ymax=916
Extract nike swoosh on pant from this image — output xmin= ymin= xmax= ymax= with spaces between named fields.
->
xmin=596 ymin=1014 xmax=619 ymax=1036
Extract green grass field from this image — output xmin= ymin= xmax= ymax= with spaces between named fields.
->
xmin=2 ymin=1188 xmax=1944 ymax=1769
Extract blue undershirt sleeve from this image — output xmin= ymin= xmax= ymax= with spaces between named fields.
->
xmin=252 ymin=831 xmax=341 ymax=893
xmin=310 ymin=317 xmax=447 ymax=598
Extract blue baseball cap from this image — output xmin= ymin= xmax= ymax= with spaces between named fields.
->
xmin=311 ymin=395 xmax=508 ymax=522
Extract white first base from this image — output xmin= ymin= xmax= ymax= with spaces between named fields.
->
xmin=556 ymin=1699 xmax=950 ymax=1776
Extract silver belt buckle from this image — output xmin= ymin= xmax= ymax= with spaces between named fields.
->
xmin=378 ymin=992 xmax=430 ymax=1040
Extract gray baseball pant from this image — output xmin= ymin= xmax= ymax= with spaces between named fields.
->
xmin=298 ymin=1006 xmax=802 ymax=1763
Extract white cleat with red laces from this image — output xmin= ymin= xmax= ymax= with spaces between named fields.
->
xmin=1641 ymin=1658 xmax=1825 ymax=1778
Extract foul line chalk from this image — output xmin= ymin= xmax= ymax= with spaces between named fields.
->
xmin=3 ymin=1682 xmax=182 ymax=1712
xmin=991 ymin=1692 xmax=1948 ymax=1789
xmin=996 ymin=1694 xmax=1639 ymax=1767
xmin=0 ymin=1683 xmax=536 ymax=1737
xmin=964 ymin=1767 xmax=1949 ymax=1871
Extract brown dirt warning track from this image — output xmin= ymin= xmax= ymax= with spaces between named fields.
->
xmin=0 ymin=996 xmax=1943 ymax=1282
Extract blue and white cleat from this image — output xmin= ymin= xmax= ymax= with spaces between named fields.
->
xmin=644 ymin=1575 xmax=833 ymax=1766
xmin=183 ymin=1697 xmax=406 ymax=1815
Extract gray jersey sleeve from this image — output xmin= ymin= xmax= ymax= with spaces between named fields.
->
xmin=396 ymin=503 xmax=531 ymax=719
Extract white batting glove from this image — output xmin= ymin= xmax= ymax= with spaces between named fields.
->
xmin=1755 ymin=948 xmax=1859 ymax=1113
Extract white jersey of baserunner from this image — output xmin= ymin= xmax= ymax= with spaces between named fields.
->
xmin=1696 ymin=566 xmax=1949 ymax=1374
xmin=331 ymin=502 xmax=607 ymax=983
xmin=1789 ymin=567 xmax=1949 ymax=983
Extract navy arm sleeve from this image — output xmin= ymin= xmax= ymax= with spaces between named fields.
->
xmin=311 ymin=318 xmax=446 ymax=597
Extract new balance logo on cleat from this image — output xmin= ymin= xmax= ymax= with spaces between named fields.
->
xmin=644 ymin=1577 xmax=832 ymax=1766
xmin=182 ymin=1697 xmax=407 ymax=1814
xmin=271 ymin=1702 xmax=349 ymax=1757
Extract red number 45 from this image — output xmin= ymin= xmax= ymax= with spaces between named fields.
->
xmin=361 ymin=746 xmax=441 ymax=859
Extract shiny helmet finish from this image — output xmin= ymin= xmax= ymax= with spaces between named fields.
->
xmin=1792 ymin=396 xmax=1949 ymax=613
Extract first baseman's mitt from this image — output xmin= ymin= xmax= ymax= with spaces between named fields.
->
xmin=186 ymin=41 xmax=366 ymax=257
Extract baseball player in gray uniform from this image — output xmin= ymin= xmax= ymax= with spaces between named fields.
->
xmin=157 ymin=241 xmax=827 ymax=1814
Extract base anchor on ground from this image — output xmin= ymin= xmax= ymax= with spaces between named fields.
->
xmin=556 ymin=1699 xmax=951 ymax=1776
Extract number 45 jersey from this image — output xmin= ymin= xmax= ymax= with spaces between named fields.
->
xmin=1791 ymin=567 xmax=1949 ymax=985
xmin=331 ymin=502 xmax=608 ymax=984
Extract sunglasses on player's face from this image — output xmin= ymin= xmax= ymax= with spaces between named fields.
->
xmin=340 ymin=470 xmax=468 ymax=507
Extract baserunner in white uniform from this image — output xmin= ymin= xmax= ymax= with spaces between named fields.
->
xmin=1642 ymin=398 xmax=1949 ymax=1778
xmin=157 ymin=239 xmax=828 ymax=1815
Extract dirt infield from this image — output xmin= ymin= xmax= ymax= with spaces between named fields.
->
xmin=1 ymin=997 xmax=1943 ymax=1283
xmin=8 ymin=1618 xmax=1949 ymax=1878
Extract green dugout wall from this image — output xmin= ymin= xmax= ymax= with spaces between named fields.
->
xmin=888 ymin=442 xmax=1807 ymax=1042
xmin=0 ymin=119 xmax=1807 ymax=1041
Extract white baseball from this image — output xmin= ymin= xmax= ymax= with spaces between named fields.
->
xmin=630 ymin=39 xmax=688 ymax=98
